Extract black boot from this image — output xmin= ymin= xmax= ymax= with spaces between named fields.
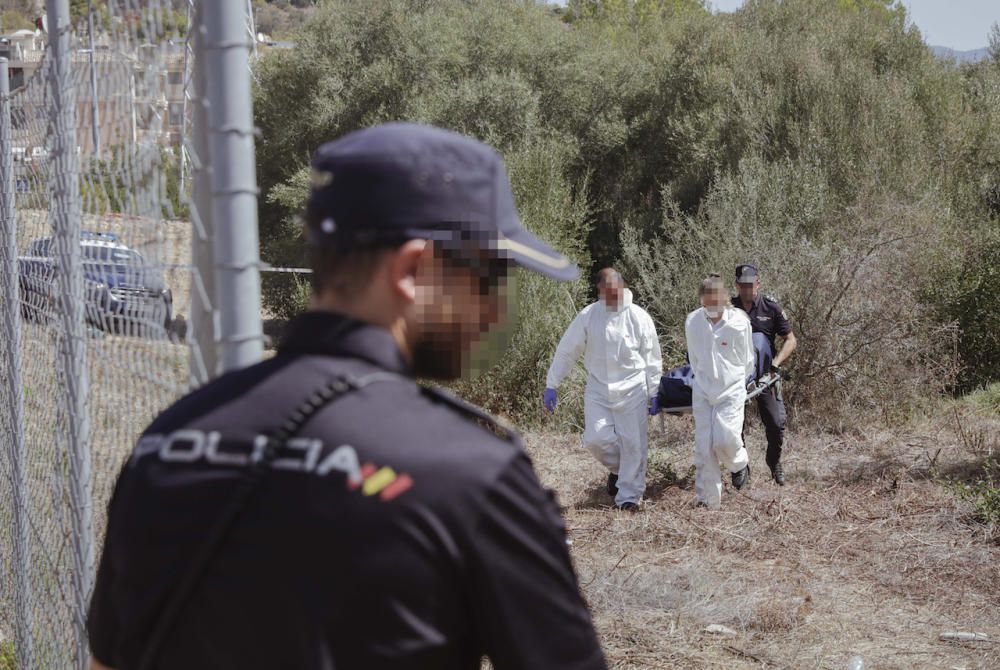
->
xmin=731 ymin=464 xmax=750 ymax=490
xmin=607 ymin=473 xmax=619 ymax=497
xmin=769 ymin=461 xmax=785 ymax=486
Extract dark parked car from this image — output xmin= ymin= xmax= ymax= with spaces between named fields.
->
xmin=18 ymin=231 xmax=173 ymax=333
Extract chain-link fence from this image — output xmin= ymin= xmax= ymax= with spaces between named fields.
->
xmin=0 ymin=1 xmax=263 ymax=667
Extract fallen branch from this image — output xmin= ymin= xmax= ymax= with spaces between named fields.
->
xmin=723 ymin=644 xmax=780 ymax=667
xmin=939 ymin=631 xmax=990 ymax=643
xmin=582 ymin=552 xmax=629 ymax=588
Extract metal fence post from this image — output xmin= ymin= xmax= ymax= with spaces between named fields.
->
xmin=203 ymin=0 xmax=263 ymax=374
xmin=86 ymin=0 xmax=100 ymax=158
xmin=47 ymin=1 xmax=95 ymax=667
xmin=0 ymin=56 xmax=35 ymax=670
xmin=188 ymin=0 xmax=217 ymax=385
xmin=179 ymin=0 xmax=192 ymax=196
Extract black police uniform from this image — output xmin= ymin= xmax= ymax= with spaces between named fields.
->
xmin=731 ymin=292 xmax=792 ymax=467
xmin=88 ymin=312 xmax=607 ymax=669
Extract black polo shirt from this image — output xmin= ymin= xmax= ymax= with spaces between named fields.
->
xmin=88 ymin=311 xmax=606 ymax=670
xmin=732 ymin=293 xmax=793 ymax=351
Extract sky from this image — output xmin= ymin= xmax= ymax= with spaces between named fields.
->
xmin=707 ymin=0 xmax=999 ymax=51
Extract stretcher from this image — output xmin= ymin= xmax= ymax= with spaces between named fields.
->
xmin=654 ymin=334 xmax=784 ymax=415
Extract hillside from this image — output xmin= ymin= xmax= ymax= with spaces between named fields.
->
xmin=931 ymin=45 xmax=990 ymax=63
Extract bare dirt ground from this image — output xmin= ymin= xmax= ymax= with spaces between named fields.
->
xmin=522 ymin=405 xmax=1000 ymax=669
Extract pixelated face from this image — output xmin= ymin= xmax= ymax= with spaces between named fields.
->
xmin=410 ymin=242 xmax=514 ymax=380
xmin=700 ymin=285 xmax=729 ymax=314
xmin=736 ymin=277 xmax=759 ymax=304
xmin=598 ymin=273 xmax=625 ymax=309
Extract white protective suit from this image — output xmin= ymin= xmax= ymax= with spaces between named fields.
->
xmin=546 ymin=289 xmax=662 ymax=506
xmin=685 ymin=306 xmax=755 ymax=507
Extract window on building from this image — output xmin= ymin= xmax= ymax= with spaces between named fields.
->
xmin=167 ymin=70 xmax=184 ymax=85
xmin=169 ymin=102 xmax=185 ymax=127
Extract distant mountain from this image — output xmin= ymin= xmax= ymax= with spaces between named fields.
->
xmin=931 ymin=46 xmax=991 ymax=63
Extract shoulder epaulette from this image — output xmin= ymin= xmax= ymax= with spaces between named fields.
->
xmin=419 ymin=386 xmax=520 ymax=443
xmin=764 ymin=295 xmax=791 ymax=320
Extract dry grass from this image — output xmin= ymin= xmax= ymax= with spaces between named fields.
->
xmin=522 ymin=406 xmax=1000 ymax=669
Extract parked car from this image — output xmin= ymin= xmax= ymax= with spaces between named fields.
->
xmin=18 ymin=231 xmax=173 ymax=333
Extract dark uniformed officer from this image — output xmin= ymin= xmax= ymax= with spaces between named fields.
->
xmin=731 ymin=264 xmax=797 ymax=485
xmin=87 ymin=123 xmax=608 ymax=670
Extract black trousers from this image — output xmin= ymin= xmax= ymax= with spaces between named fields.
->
xmin=756 ymin=386 xmax=786 ymax=466
xmin=743 ymin=386 xmax=786 ymax=466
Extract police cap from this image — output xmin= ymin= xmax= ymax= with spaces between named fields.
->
xmin=736 ymin=263 xmax=760 ymax=283
xmin=305 ymin=122 xmax=579 ymax=281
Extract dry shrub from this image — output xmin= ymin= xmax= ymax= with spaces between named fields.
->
xmin=784 ymin=205 xmax=961 ymax=428
xmin=747 ymin=595 xmax=812 ymax=633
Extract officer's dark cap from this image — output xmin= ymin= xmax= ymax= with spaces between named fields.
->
xmin=305 ymin=123 xmax=579 ymax=281
xmin=736 ymin=264 xmax=759 ymax=283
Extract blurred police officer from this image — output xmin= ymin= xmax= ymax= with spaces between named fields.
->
xmin=731 ymin=263 xmax=797 ymax=485
xmin=87 ymin=123 xmax=607 ymax=670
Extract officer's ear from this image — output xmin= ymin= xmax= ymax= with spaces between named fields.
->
xmin=389 ymin=239 xmax=429 ymax=303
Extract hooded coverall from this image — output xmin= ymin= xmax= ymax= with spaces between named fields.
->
xmin=685 ymin=306 xmax=755 ymax=507
xmin=546 ymin=289 xmax=662 ymax=506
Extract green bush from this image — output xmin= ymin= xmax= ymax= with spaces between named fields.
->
xmin=967 ymin=383 xmax=1000 ymax=414
xmin=80 ymin=145 xmax=189 ymax=220
xmin=1 ymin=9 xmax=34 ymax=31
xmin=927 ymin=229 xmax=1000 ymax=391
xmin=955 ymin=455 xmax=1000 ymax=529
xmin=253 ymin=0 xmax=600 ymax=418
xmin=0 ymin=641 xmax=14 ymax=670
xmin=253 ymin=0 xmax=584 ymax=319
xmin=609 ymin=0 xmax=989 ymax=427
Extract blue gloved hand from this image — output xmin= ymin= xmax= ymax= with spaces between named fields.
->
xmin=543 ymin=388 xmax=557 ymax=413
xmin=648 ymin=395 xmax=660 ymax=416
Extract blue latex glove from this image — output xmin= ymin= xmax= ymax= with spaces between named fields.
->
xmin=648 ymin=396 xmax=660 ymax=416
xmin=543 ymin=387 xmax=557 ymax=413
